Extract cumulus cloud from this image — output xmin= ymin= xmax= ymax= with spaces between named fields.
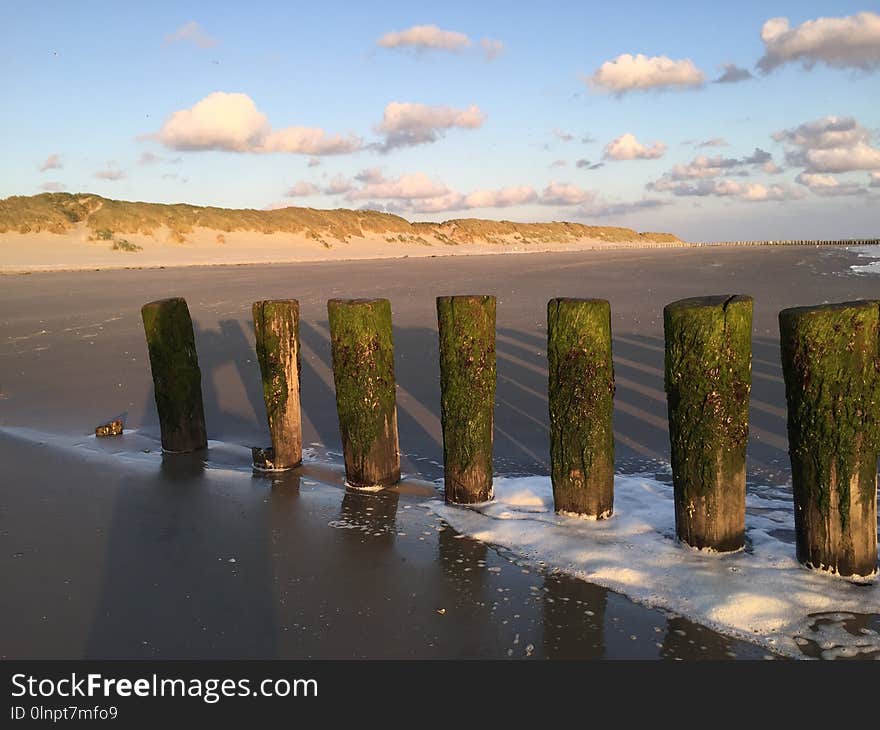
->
xmin=375 ymin=101 xmax=486 ymax=151
xmin=355 ymin=167 xmax=385 ymax=184
xmin=539 ymin=182 xmax=594 ymax=205
xmin=714 ymin=64 xmax=753 ymax=83
xmin=39 ymin=154 xmax=62 ymax=172
xmin=377 ymin=25 xmax=470 ymax=52
xmin=648 ymin=177 xmax=801 ymax=201
xmin=94 ymin=163 xmax=126 ymax=181
xmin=481 ymin=38 xmax=504 ymax=60
xmin=758 ymin=12 xmax=880 ymax=72
xmin=652 ymin=148 xmax=779 ymax=186
xmin=795 ymin=172 xmax=868 ymax=196
xmin=153 ymin=92 xmax=362 ymax=155
xmin=40 ymin=181 xmax=66 ymax=192
xmin=285 ymin=181 xmax=320 ymax=197
xmin=165 ymin=21 xmax=218 ymax=49
xmin=774 ymin=116 xmax=880 ymax=172
xmin=462 ymin=186 xmax=537 ymax=209
xmin=581 ymin=198 xmax=670 ymax=218
xmin=604 ymin=133 xmax=667 ymax=160
xmin=588 ymin=54 xmax=705 ymax=94
xmin=324 ymin=175 xmax=354 ymax=195
xmin=345 ymin=172 xmax=451 ymax=202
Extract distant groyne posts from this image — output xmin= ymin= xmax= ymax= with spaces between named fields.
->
xmin=547 ymin=298 xmax=615 ymax=518
xmin=139 ymin=293 xmax=879 ymax=579
xmin=437 ymin=295 xmax=497 ymax=504
xmin=663 ymin=296 xmax=753 ymax=552
xmin=140 ymin=297 xmax=207 ymax=453
xmin=253 ymin=300 xmax=302 ymax=471
xmin=779 ymin=301 xmax=880 ymax=578
xmin=327 ymin=298 xmax=401 ymax=489
xmin=696 ymin=239 xmax=880 ymax=247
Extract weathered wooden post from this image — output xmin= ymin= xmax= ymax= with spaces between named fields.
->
xmin=141 ymin=297 xmax=207 ymax=453
xmin=779 ymin=301 xmax=879 ymax=578
xmin=547 ymin=298 xmax=615 ymax=518
xmin=663 ymin=295 xmax=752 ymax=551
xmin=327 ymin=298 xmax=400 ymax=488
xmin=252 ymin=299 xmax=302 ymax=470
xmin=437 ymin=295 xmax=496 ymax=504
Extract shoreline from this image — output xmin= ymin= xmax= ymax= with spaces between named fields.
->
xmin=2 ymin=235 xmax=877 ymax=276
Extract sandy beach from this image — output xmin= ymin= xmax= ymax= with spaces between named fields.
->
xmin=2 ymin=244 xmax=878 ymax=659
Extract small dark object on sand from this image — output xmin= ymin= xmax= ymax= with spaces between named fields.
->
xmin=95 ymin=419 xmax=124 ymax=437
xmin=252 ymin=446 xmax=290 ymax=471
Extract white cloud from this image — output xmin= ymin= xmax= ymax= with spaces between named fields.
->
xmin=324 ymin=175 xmax=354 ymax=195
xmin=464 ymin=186 xmax=537 ymax=209
xmin=795 ymin=172 xmax=868 ymax=196
xmin=870 ymin=172 xmax=880 ymax=188
xmin=285 ymin=181 xmax=320 ymax=197
xmin=588 ymin=54 xmax=705 ymax=94
xmin=758 ymin=12 xmax=880 ymax=72
xmin=94 ymin=163 xmax=126 ymax=181
xmin=580 ymin=198 xmax=670 ymax=218
xmin=774 ymin=116 xmax=880 ymax=172
xmin=539 ymin=182 xmax=594 ymax=205
xmin=355 ymin=167 xmax=385 ymax=184
xmin=377 ymin=25 xmax=470 ymax=52
xmin=39 ymin=154 xmax=62 ymax=172
xmin=345 ymin=172 xmax=451 ymax=201
xmin=481 ymin=38 xmax=504 ymax=60
xmin=604 ymin=133 xmax=667 ymax=160
xmin=165 ymin=21 xmax=218 ymax=49
xmin=153 ymin=92 xmax=362 ymax=155
xmin=648 ymin=177 xmax=801 ymax=201
xmin=375 ymin=101 xmax=486 ymax=150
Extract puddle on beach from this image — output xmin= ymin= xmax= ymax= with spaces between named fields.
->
xmin=3 ymin=427 xmax=878 ymax=660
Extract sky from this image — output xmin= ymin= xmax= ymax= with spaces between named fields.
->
xmin=1 ymin=1 xmax=879 ymax=240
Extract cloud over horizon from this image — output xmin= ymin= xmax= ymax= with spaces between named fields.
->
xmin=588 ymin=54 xmax=705 ymax=94
xmin=153 ymin=92 xmax=362 ymax=155
xmin=774 ymin=115 xmax=880 ymax=173
xmin=757 ymin=12 xmax=880 ymax=72
xmin=604 ymin=133 xmax=667 ymax=160
xmin=375 ymin=101 xmax=486 ymax=151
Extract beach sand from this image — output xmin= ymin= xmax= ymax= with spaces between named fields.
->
xmin=1 ymin=244 xmax=877 ymax=659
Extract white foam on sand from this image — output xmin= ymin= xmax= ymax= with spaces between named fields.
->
xmin=849 ymin=245 xmax=880 ymax=275
xmin=428 ymin=474 xmax=880 ymax=659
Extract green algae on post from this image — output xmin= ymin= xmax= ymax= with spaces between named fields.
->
xmin=437 ymin=295 xmax=496 ymax=504
xmin=547 ymin=298 xmax=615 ymax=518
xmin=664 ymin=295 xmax=752 ymax=552
xmin=327 ymin=298 xmax=400 ymax=488
xmin=779 ymin=300 xmax=880 ymax=578
xmin=140 ymin=297 xmax=207 ymax=453
xmin=253 ymin=299 xmax=302 ymax=470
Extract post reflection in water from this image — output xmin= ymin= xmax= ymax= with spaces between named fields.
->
xmin=338 ymin=488 xmax=400 ymax=545
xmin=661 ymin=616 xmax=737 ymax=660
xmin=159 ymin=450 xmax=207 ymax=481
xmin=542 ymin=571 xmax=608 ymax=659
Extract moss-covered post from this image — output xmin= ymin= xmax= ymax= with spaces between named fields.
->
xmin=141 ymin=297 xmax=207 ymax=453
xmin=547 ymin=298 xmax=615 ymax=518
xmin=327 ymin=298 xmax=400 ymax=488
xmin=664 ymin=295 xmax=752 ymax=552
xmin=253 ymin=299 xmax=302 ymax=470
xmin=437 ymin=295 xmax=496 ymax=504
xmin=779 ymin=301 xmax=879 ymax=578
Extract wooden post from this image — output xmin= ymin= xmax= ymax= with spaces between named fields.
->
xmin=252 ymin=300 xmax=302 ymax=470
xmin=547 ymin=298 xmax=615 ymax=518
xmin=779 ymin=301 xmax=879 ymax=578
xmin=327 ymin=298 xmax=400 ymax=488
xmin=437 ymin=295 xmax=496 ymax=504
xmin=663 ymin=295 xmax=752 ymax=551
xmin=141 ymin=297 xmax=207 ymax=453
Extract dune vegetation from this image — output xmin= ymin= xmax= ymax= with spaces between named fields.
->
xmin=0 ymin=192 xmax=681 ymax=246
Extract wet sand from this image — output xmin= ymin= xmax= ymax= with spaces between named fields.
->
xmin=1 ymin=244 xmax=877 ymax=659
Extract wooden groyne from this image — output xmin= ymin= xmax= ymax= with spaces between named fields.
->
xmin=696 ymin=239 xmax=880 ymax=247
xmin=140 ymin=294 xmax=880 ymax=579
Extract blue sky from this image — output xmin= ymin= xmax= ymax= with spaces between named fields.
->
xmin=2 ymin=1 xmax=878 ymax=239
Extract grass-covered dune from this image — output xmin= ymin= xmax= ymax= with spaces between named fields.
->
xmin=0 ymin=192 xmax=681 ymax=246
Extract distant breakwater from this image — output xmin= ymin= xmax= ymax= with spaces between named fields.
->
xmin=695 ymin=238 xmax=879 ymax=247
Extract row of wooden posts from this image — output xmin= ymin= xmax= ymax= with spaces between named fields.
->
xmin=140 ymin=294 xmax=880 ymax=579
